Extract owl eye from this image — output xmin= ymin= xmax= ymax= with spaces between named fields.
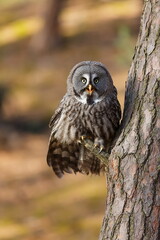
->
xmin=81 ymin=77 xmax=87 ymax=84
xmin=94 ymin=77 xmax=99 ymax=84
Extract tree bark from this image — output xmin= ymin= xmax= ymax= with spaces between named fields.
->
xmin=83 ymin=0 xmax=160 ymax=239
xmin=99 ymin=0 xmax=160 ymax=239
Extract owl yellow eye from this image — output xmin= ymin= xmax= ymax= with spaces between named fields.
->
xmin=94 ymin=77 xmax=99 ymax=84
xmin=81 ymin=78 xmax=87 ymax=84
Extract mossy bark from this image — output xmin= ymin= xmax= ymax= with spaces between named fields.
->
xmin=96 ymin=0 xmax=160 ymax=239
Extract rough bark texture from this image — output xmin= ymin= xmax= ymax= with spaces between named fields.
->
xmin=97 ymin=0 xmax=160 ymax=239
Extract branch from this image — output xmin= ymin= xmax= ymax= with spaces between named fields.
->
xmin=81 ymin=139 xmax=110 ymax=166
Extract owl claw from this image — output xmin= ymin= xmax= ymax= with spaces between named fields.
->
xmin=94 ymin=143 xmax=98 ymax=148
xmin=94 ymin=138 xmax=105 ymax=153
xmin=98 ymin=145 xmax=104 ymax=153
xmin=77 ymin=135 xmax=87 ymax=144
xmin=81 ymin=135 xmax=86 ymax=141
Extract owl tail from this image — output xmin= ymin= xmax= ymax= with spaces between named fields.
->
xmin=81 ymin=149 xmax=104 ymax=175
xmin=47 ymin=138 xmax=104 ymax=177
xmin=47 ymin=138 xmax=80 ymax=178
xmin=78 ymin=145 xmax=104 ymax=176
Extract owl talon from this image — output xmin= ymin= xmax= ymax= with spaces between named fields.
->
xmin=81 ymin=135 xmax=86 ymax=141
xmin=80 ymin=135 xmax=90 ymax=141
xmin=94 ymin=144 xmax=98 ymax=148
xmin=94 ymin=138 xmax=105 ymax=152
xmin=98 ymin=146 xmax=104 ymax=153
xmin=78 ymin=135 xmax=87 ymax=143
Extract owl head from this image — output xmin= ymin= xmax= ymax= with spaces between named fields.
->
xmin=67 ymin=61 xmax=115 ymax=105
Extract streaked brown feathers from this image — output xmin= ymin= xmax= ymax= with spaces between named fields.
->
xmin=46 ymin=61 xmax=121 ymax=178
xmin=47 ymin=136 xmax=104 ymax=178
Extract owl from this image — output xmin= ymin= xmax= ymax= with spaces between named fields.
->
xmin=47 ymin=61 xmax=121 ymax=177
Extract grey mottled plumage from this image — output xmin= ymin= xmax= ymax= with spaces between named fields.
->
xmin=47 ymin=61 xmax=121 ymax=177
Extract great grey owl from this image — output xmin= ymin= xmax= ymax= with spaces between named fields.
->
xmin=47 ymin=61 xmax=121 ymax=178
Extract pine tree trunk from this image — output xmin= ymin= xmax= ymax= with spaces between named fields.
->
xmin=99 ymin=0 xmax=160 ymax=239
xmin=31 ymin=0 xmax=65 ymax=53
xmin=43 ymin=0 xmax=65 ymax=50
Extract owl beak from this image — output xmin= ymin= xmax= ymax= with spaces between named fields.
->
xmin=86 ymin=84 xmax=94 ymax=95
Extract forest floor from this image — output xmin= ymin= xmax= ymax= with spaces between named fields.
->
xmin=0 ymin=0 xmax=141 ymax=239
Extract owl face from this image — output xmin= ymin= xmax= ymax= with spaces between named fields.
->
xmin=68 ymin=61 xmax=113 ymax=105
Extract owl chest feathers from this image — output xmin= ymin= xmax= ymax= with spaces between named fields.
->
xmin=52 ymin=97 xmax=115 ymax=144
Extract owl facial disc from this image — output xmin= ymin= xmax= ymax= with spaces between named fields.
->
xmin=70 ymin=63 xmax=112 ymax=105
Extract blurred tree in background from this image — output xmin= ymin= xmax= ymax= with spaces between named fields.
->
xmin=31 ymin=0 xmax=142 ymax=53
xmin=31 ymin=0 xmax=66 ymax=53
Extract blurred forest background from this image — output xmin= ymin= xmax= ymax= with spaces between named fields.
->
xmin=0 ymin=0 xmax=142 ymax=239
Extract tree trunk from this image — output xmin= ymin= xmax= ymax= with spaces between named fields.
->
xmin=31 ymin=0 xmax=65 ymax=53
xmin=98 ymin=0 xmax=160 ymax=239
xmin=43 ymin=0 xmax=65 ymax=49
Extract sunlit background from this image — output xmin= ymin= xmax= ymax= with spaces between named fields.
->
xmin=0 ymin=0 xmax=142 ymax=239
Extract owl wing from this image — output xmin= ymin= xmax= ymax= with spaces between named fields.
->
xmin=49 ymin=97 xmax=65 ymax=128
xmin=47 ymin=96 xmax=81 ymax=178
xmin=49 ymin=108 xmax=62 ymax=128
xmin=47 ymin=138 xmax=80 ymax=178
xmin=106 ymin=89 xmax=121 ymax=130
xmin=47 ymin=109 xmax=103 ymax=177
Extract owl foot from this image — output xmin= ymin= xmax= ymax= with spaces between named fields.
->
xmin=94 ymin=138 xmax=105 ymax=153
xmin=77 ymin=135 xmax=87 ymax=144
xmin=80 ymin=135 xmax=92 ymax=141
xmin=81 ymin=135 xmax=87 ymax=141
